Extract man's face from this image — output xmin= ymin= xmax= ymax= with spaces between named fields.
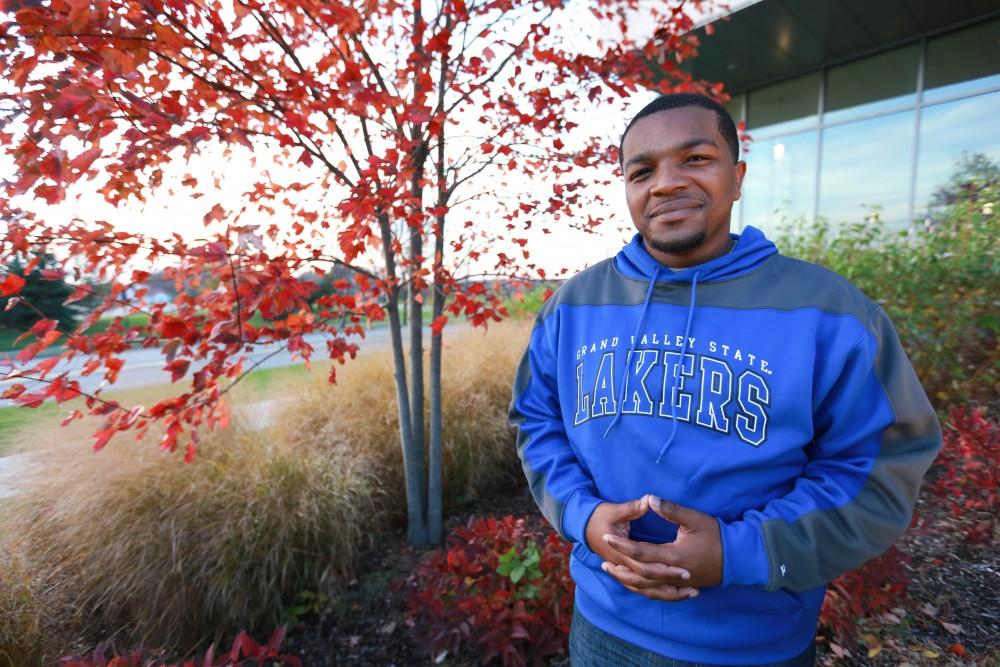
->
xmin=621 ymin=106 xmax=746 ymax=269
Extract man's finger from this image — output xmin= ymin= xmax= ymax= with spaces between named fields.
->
xmin=644 ymin=585 xmax=700 ymax=602
xmin=616 ymin=495 xmax=650 ymax=520
xmin=601 ymin=561 xmax=691 ymax=588
xmin=603 ymin=535 xmax=691 ymax=579
xmin=649 ymin=495 xmax=705 ymax=529
xmin=620 ymin=579 xmax=700 ymax=602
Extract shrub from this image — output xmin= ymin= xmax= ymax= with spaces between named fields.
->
xmin=775 ymin=181 xmax=998 ymax=409
xmin=57 ymin=627 xmax=300 ymax=667
xmin=504 ymin=285 xmax=556 ymax=320
xmin=927 ymin=406 xmax=999 ymax=544
xmin=818 ymin=545 xmax=910 ymax=651
xmin=0 ymin=423 xmax=381 ymax=659
xmin=404 ymin=515 xmax=573 ymax=667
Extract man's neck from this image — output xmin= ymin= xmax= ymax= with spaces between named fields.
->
xmin=651 ymin=236 xmax=737 ymax=271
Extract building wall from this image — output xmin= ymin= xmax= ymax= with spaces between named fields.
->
xmin=726 ymin=17 xmax=1000 ymax=233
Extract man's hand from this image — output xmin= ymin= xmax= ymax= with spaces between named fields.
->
xmin=585 ymin=495 xmax=697 ymax=601
xmin=601 ymin=495 xmax=722 ymax=601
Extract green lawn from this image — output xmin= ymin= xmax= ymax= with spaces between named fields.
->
xmin=0 ymin=361 xmax=326 ymax=452
xmin=0 ymin=313 xmax=152 ymax=354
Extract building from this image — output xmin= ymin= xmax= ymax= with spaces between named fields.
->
xmin=683 ymin=0 xmax=1000 ymax=231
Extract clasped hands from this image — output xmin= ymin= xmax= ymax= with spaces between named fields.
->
xmin=584 ymin=494 xmax=722 ymax=602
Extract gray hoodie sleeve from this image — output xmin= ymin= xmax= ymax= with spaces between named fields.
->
xmin=718 ymin=307 xmax=942 ymax=592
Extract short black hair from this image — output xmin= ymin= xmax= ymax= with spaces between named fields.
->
xmin=618 ymin=93 xmax=740 ymax=165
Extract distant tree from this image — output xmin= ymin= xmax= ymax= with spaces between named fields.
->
xmin=0 ymin=253 xmax=98 ymax=333
xmin=927 ymin=152 xmax=1000 ymax=221
xmin=301 ymin=263 xmax=357 ymax=308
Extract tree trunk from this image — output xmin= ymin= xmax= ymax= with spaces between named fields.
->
xmin=427 ymin=32 xmax=451 ymax=546
xmin=408 ymin=151 xmax=428 ymax=542
xmin=407 ymin=230 xmax=426 ymax=534
xmin=378 ymin=213 xmax=427 ymax=545
xmin=428 ymin=213 xmax=445 ymax=545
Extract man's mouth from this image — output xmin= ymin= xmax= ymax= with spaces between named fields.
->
xmin=648 ymin=200 xmax=703 ymax=222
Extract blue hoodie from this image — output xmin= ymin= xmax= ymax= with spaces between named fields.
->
xmin=509 ymin=226 xmax=940 ymax=664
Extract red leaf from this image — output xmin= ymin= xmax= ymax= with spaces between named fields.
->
xmin=120 ymin=405 xmax=144 ymax=428
xmin=425 ymin=29 xmax=451 ymax=54
xmin=431 ymin=315 xmax=448 ymax=336
xmin=60 ymin=409 xmax=84 ymax=426
xmin=93 ymin=427 xmax=115 ymax=452
xmin=406 ymin=106 xmax=433 ymax=123
xmin=202 ymin=204 xmax=226 ymax=226
xmin=161 ymin=318 xmax=190 ymax=338
xmin=165 ymin=359 xmax=190 ymax=383
xmin=31 ymin=320 xmax=59 ymax=339
xmin=0 ymin=273 xmax=25 ymax=296
xmin=2 ymin=384 xmax=27 ymax=400
xmin=235 ymin=630 xmax=262 ymax=658
xmin=70 ymin=147 xmax=102 ymax=173
xmin=264 ymin=625 xmax=287 ymax=653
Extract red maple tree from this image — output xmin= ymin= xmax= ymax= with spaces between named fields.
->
xmin=0 ymin=0 xmax=721 ymax=543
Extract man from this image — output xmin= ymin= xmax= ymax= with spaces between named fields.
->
xmin=508 ymin=93 xmax=941 ymax=666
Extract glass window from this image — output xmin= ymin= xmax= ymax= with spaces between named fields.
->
xmin=924 ymin=18 xmax=1000 ymax=103
xmin=731 ymin=197 xmax=744 ymax=232
xmin=824 ymin=44 xmax=919 ymax=123
xmin=747 ymin=73 xmax=821 ymax=137
xmin=724 ymin=93 xmax=745 ymax=124
xmin=817 ymin=110 xmax=915 ymax=227
xmin=741 ymin=130 xmax=818 ymax=232
xmin=914 ymin=90 xmax=1000 ymax=218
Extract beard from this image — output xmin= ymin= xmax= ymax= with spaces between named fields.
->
xmin=647 ymin=230 xmax=706 ymax=255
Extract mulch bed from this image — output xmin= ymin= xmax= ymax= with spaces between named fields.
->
xmin=283 ymin=485 xmax=999 ymax=667
xmin=283 ymin=485 xmax=543 ymax=667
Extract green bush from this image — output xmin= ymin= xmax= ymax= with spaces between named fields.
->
xmin=775 ymin=183 xmax=998 ymax=410
xmin=503 ymin=284 xmax=556 ymax=320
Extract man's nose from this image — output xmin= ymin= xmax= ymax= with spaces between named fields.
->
xmin=650 ymin=162 xmax=689 ymax=195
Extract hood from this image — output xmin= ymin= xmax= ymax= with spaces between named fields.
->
xmin=615 ymin=225 xmax=777 ymax=283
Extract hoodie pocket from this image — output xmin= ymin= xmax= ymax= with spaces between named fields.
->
xmin=759 ymin=588 xmax=805 ymax=615
xmin=570 ymin=542 xmax=664 ymax=638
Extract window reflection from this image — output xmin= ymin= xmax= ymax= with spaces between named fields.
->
xmin=741 ymin=130 xmax=817 ymax=232
xmin=914 ymin=90 xmax=1000 ymax=217
xmin=724 ymin=94 xmax=745 ymax=124
xmin=924 ymin=18 xmax=1000 ymax=103
xmin=747 ymin=73 xmax=820 ymax=137
xmin=818 ymin=110 xmax=915 ymax=227
xmin=824 ymin=44 xmax=919 ymax=124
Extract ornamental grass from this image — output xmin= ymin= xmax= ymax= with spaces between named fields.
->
xmin=0 ymin=319 xmax=529 ymax=663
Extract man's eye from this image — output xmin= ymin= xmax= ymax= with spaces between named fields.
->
xmin=688 ymin=155 xmax=709 ymax=163
xmin=629 ymin=169 xmax=651 ymax=180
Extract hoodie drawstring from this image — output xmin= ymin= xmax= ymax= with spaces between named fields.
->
xmin=656 ymin=271 xmax=701 ymax=463
xmin=602 ymin=267 xmax=660 ymax=439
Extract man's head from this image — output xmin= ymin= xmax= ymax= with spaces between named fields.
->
xmin=619 ymin=94 xmax=746 ymax=269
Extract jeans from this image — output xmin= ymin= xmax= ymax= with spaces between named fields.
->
xmin=569 ymin=604 xmax=816 ymax=667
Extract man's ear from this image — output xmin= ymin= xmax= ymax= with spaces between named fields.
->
xmin=733 ymin=160 xmax=747 ymax=201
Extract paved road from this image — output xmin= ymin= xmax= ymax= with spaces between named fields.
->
xmin=0 ymin=324 xmax=435 ymax=408
xmin=0 ymin=323 xmax=472 ymax=497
